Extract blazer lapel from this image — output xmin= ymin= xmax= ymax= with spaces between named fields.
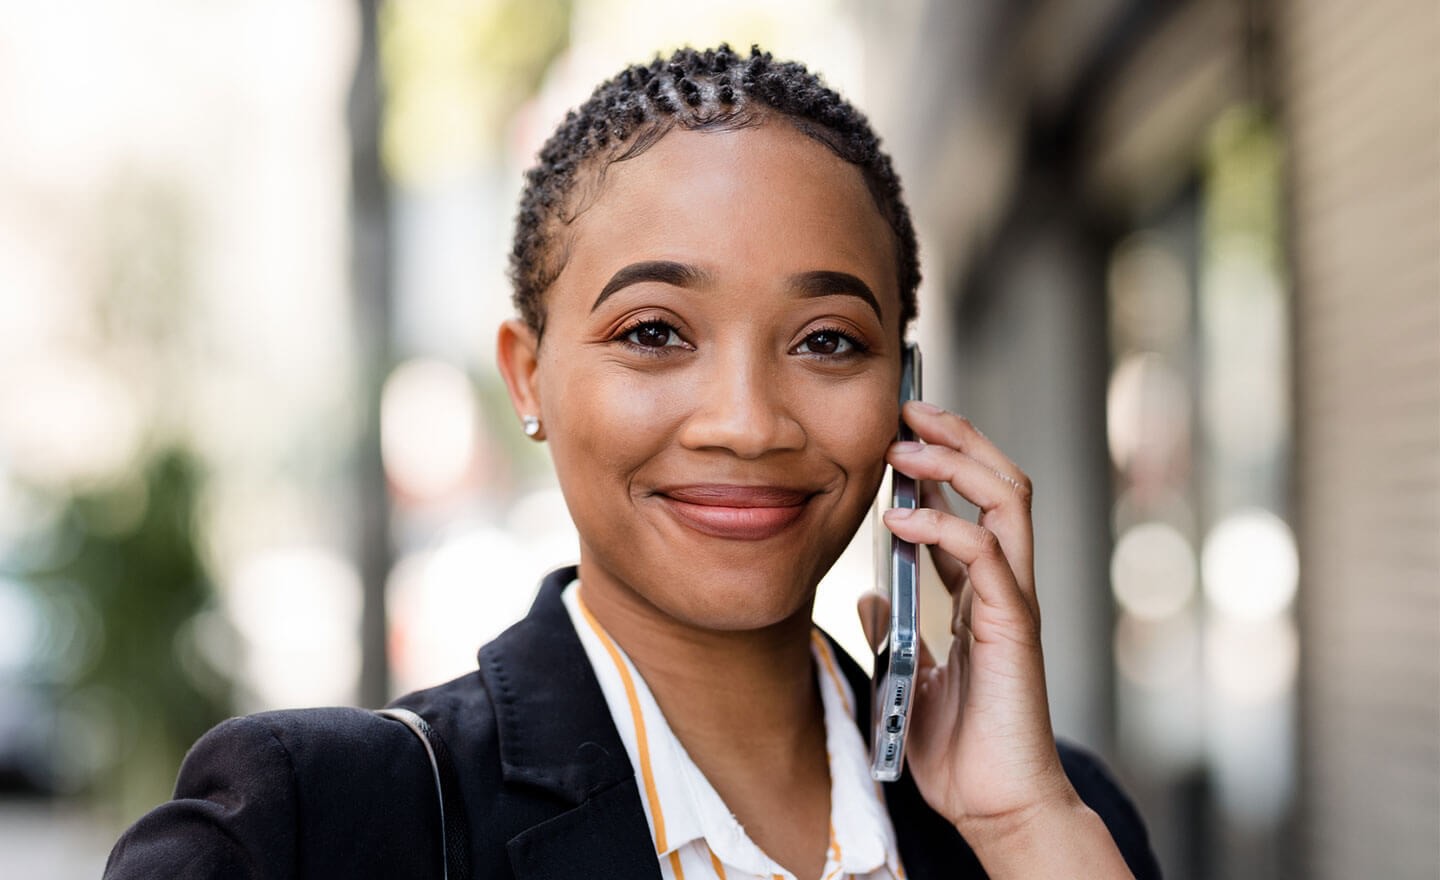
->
xmin=479 ymin=567 xmax=663 ymax=880
xmin=505 ymin=779 xmax=662 ymax=879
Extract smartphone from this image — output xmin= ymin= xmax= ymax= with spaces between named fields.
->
xmin=870 ymin=342 xmax=921 ymax=782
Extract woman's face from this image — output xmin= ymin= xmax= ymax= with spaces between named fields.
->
xmin=502 ymin=121 xmax=903 ymax=632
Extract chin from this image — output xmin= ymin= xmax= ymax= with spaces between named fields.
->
xmin=624 ymin=536 xmax=843 ymax=632
xmin=665 ymin=568 xmax=818 ymax=632
xmin=574 ymin=536 xmax=818 ymax=632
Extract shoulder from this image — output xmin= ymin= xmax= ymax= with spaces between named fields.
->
xmin=174 ymin=707 xmax=438 ymax=808
xmin=388 ymin=670 xmax=507 ymax=808
xmin=104 ymin=707 xmax=444 ymax=879
xmin=1056 ymin=741 xmax=1163 ymax=880
xmin=390 ymin=669 xmax=494 ymax=736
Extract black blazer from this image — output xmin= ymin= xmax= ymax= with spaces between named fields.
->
xmin=106 ymin=566 xmax=1160 ymax=879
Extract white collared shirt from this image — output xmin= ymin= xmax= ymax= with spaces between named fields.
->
xmin=562 ymin=581 xmax=906 ymax=880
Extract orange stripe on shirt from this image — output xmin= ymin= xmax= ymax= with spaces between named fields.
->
xmin=821 ymin=821 xmax=846 ymax=879
xmin=707 ymin=844 xmax=728 ymax=879
xmin=811 ymin=630 xmax=853 ymax=718
xmin=577 ymin=592 xmax=671 ymax=854
xmin=669 ymin=850 xmax=687 ymax=879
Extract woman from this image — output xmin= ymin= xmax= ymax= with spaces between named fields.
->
xmin=106 ymin=45 xmax=1159 ymax=879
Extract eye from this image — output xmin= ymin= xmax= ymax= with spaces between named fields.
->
xmin=795 ymin=328 xmax=863 ymax=357
xmin=618 ymin=319 xmax=686 ymax=350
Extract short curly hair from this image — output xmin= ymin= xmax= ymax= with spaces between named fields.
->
xmin=509 ymin=44 xmax=920 ymax=337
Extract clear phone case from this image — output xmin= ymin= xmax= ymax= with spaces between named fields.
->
xmin=870 ymin=343 xmax=921 ymax=782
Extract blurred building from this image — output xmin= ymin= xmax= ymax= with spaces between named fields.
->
xmin=861 ymin=0 xmax=1438 ymax=878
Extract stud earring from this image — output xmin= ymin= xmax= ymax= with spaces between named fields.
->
xmin=522 ymin=415 xmax=542 ymax=438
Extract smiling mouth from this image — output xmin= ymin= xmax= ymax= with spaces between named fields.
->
xmin=654 ymin=485 xmax=815 ymax=541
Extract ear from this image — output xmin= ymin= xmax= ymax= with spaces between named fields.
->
xmin=496 ymin=319 xmax=545 ymax=440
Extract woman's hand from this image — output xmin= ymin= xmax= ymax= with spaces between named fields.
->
xmin=862 ymin=401 xmax=1131 ymax=877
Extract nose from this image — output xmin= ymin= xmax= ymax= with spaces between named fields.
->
xmin=676 ymin=350 xmax=806 ymax=458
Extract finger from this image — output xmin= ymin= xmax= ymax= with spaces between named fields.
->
xmin=883 ymin=506 xmax=1040 ymax=633
xmin=915 ymin=484 xmax=976 ymax=645
xmin=891 ymin=442 xmax=1035 ymax=598
xmin=956 ymin=578 xmax=975 ymax=641
xmin=927 ymin=544 xmax=970 ymax=599
xmin=891 ymin=442 xmax=1024 ymax=515
xmin=890 ymin=440 xmax=1031 ymax=532
xmin=903 ymin=401 xmax=1032 ymax=496
xmin=912 ymin=629 xmax=969 ymax=751
xmin=919 ymin=483 xmax=969 ymax=588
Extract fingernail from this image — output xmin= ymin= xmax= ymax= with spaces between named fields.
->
xmin=909 ymin=400 xmax=942 ymax=415
xmin=891 ymin=441 xmax=924 ymax=454
xmin=884 ymin=507 xmax=915 ymax=520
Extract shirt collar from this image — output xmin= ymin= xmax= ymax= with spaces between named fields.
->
xmin=811 ymin=630 xmax=900 ymax=875
xmin=562 ymin=580 xmax=900 ymax=877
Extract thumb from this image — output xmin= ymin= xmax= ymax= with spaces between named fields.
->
xmin=857 ymin=592 xmax=890 ymax=654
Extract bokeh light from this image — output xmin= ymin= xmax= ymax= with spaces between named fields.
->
xmin=1115 ymin=609 xmax=1201 ymax=691
xmin=1111 ymin=521 xmax=1197 ymax=620
xmin=381 ymin=358 xmax=479 ymax=501
xmin=1205 ymin=613 xmax=1299 ymax=705
xmin=1108 ymin=232 xmax=1190 ymax=351
xmin=387 ymin=487 xmax=580 ymax=695
xmin=1106 ymin=351 xmax=1190 ymax=481
xmin=225 ymin=547 xmax=362 ymax=709
xmin=1201 ymin=508 xmax=1299 ymax=620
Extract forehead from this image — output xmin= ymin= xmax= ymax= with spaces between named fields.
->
xmin=552 ymin=123 xmax=900 ymax=320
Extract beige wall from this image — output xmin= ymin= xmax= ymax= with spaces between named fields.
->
xmin=1278 ymin=1 xmax=1440 ymax=876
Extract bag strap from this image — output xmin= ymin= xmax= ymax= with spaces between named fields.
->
xmin=376 ymin=708 xmax=473 ymax=880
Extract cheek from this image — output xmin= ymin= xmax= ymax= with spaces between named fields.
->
xmin=801 ymin=380 xmax=897 ymax=481
xmin=541 ymin=363 xmax=678 ymax=476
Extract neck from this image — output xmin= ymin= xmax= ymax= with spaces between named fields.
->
xmin=576 ymin=563 xmax=822 ymax=750
xmin=576 ymin=559 xmax=835 ymax=880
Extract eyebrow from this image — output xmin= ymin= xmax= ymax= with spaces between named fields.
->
xmin=788 ymin=270 xmax=883 ymax=322
xmin=591 ymin=261 xmax=711 ymax=311
xmin=590 ymin=261 xmax=883 ymax=322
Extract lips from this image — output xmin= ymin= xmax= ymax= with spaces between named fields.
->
xmin=654 ymin=484 xmax=815 ymax=540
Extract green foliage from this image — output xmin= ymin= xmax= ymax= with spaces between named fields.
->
xmin=29 ymin=449 xmax=231 ymax=823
